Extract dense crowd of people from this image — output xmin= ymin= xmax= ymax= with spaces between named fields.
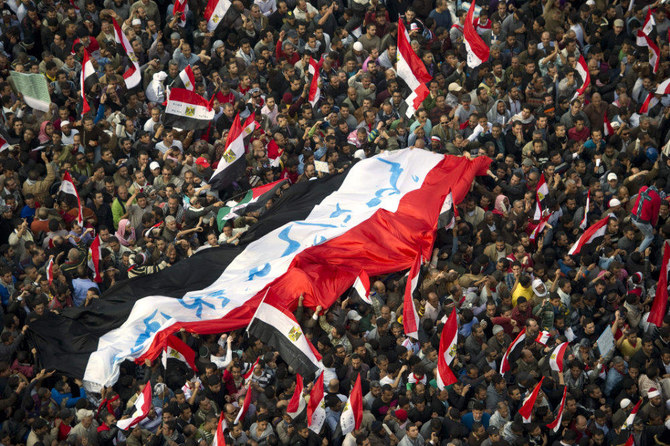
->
xmin=0 ymin=0 xmax=670 ymax=445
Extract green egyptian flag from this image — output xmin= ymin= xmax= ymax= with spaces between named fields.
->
xmin=217 ymin=178 xmax=287 ymax=231
xmin=9 ymin=71 xmax=51 ymax=112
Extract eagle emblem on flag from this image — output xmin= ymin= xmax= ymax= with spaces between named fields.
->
xmin=448 ymin=344 xmax=457 ymax=358
xmin=222 ymin=150 xmax=237 ymax=163
xmin=185 ymin=106 xmax=195 ymax=116
xmin=212 ymin=14 xmax=220 ymax=23
xmin=550 ymin=353 xmax=556 ymax=360
xmin=288 ymin=326 xmax=302 ymax=342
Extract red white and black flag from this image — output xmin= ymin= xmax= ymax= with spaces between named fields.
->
xmin=248 ymin=300 xmax=323 ymax=378
xmin=161 ymin=335 xmax=198 ymax=371
xmin=308 ymin=371 xmax=326 ymax=433
xmin=0 ymin=137 xmax=9 ymax=152
xmin=111 ymin=18 xmax=141 ymax=89
xmin=533 ymin=173 xmax=549 ymax=220
xmin=27 ymin=150 xmax=491 ymax=392
xmin=548 ymin=341 xmax=568 ymax=372
xmin=173 ymin=0 xmax=188 ymax=27
xmin=349 ymin=270 xmax=371 ymax=305
xmin=204 ymin=0 xmax=231 ymax=31
xmin=88 ymin=235 xmax=102 ymax=283
xmin=649 ymin=240 xmax=670 ymax=326
xmin=59 ymin=171 xmax=83 ymax=226
xmin=403 ymin=254 xmax=422 ymax=340
xmin=308 ymin=57 xmax=320 ymax=107
xmin=212 ymin=411 xmax=227 ymax=446
xmin=573 ymin=55 xmax=590 ymax=100
xmin=234 ymin=384 xmax=253 ymax=425
xmin=209 ymin=113 xmax=256 ymax=190
xmin=286 ymin=374 xmax=306 ymax=418
xmin=519 ymin=377 xmax=544 ymax=423
xmin=340 ymin=374 xmax=363 ymax=436
xmin=568 ymin=215 xmax=610 ymax=256
xmin=463 ymin=0 xmax=490 ymax=67
xmin=46 ymin=257 xmax=54 ymax=286
xmin=637 ymin=31 xmax=660 ymax=74
xmin=436 ymin=308 xmax=458 ymax=389
xmin=172 ymin=65 xmax=195 ymax=91
xmin=546 ymin=386 xmax=567 ymax=433
xmin=80 ymin=49 xmax=97 ymax=116
xmin=580 ymin=189 xmax=591 ymax=230
xmin=438 ymin=190 xmax=456 ymax=230
xmin=501 ymin=328 xmax=525 ymax=374
xmin=117 ymin=381 xmax=152 ymax=430
xmin=397 ymin=19 xmax=432 ymax=117
xmin=623 ymin=399 xmax=642 ymax=430
xmin=164 ymin=88 xmax=214 ymax=130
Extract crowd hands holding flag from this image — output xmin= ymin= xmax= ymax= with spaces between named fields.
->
xmin=1 ymin=0 xmax=670 ymax=444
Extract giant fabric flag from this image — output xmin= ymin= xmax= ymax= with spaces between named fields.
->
xmin=396 ymin=19 xmax=432 ymax=117
xmin=247 ymin=300 xmax=323 ymax=378
xmin=111 ymin=18 xmax=141 ymax=89
xmin=209 ymin=113 xmax=256 ymax=190
xmin=403 ymin=254 xmax=421 ymax=339
xmin=28 ymin=150 xmax=491 ymax=391
xmin=204 ymin=0 xmax=231 ymax=31
xmin=216 ymin=179 xmax=288 ymax=229
xmin=80 ymin=50 xmax=97 ymax=116
xmin=463 ymin=0 xmax=490 ymax=67
xmin=649 ymin=240 xmax=670 ymax=326
xmin=164 ymin=88 xmax=214 ymax=130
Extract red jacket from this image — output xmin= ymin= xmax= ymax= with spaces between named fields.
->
xmin=632 ymin=185 xmax=661 ymax=226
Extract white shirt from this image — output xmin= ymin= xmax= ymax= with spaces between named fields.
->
xmin=61 ymin=129 xmax=79 ymax=145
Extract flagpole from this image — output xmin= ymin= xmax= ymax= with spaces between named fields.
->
xmin=246 ymin=287 xmax=270 ymax=335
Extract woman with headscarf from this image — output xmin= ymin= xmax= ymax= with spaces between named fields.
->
xmin=115 ymin=218 xmax=136 ymax=246
xmin=37 ymin=121 xmax=54 ymax=144
xmin=493 ymin=194 xmax=510 ymax=218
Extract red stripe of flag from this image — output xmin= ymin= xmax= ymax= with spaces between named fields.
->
xmin=649 ymin=240 xmax=670 ymax=326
